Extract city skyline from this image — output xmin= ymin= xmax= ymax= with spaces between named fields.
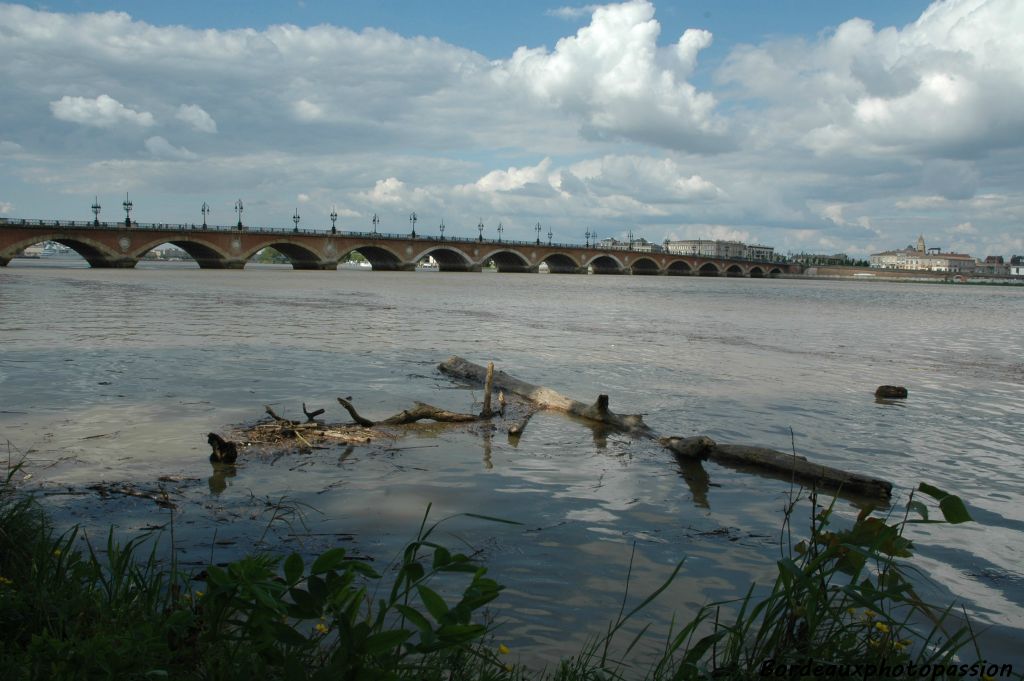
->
xmin=1 ymin=0 xmax=1021 ymax=258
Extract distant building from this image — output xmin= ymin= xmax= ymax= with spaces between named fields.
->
xmin=790 ymin=253 xmax=863 ymax=267
xmin=870 ymin=234 xmax=975 ymax=273
xmin=1011 ymin=256 xmax=1024 ymax=277
xmin=663 ymin=239 xmax=775 ymax=261
xmin=975 ymin=256 xmax=1009 ymax=275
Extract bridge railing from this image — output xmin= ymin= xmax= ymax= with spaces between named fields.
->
xmin=0 ymin=217 xmax=788 ymax=264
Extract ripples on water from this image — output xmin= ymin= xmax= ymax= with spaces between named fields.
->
xmin=1 ymin=260 xmax=1022 ymax=665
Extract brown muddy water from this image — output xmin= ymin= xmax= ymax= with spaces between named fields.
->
xmin=1 ymin=259 xmax=1022 ymax=668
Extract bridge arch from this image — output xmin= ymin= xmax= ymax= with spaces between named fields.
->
xmin=540 ymin=252 xmax=581 ymax=274
xmin=3 ymin=234 xmax=128 ymax=267
xmin=748 ymin=266 xmax=764 ymax=278
xmin=586 ymin=254 xmax=626 ymax=274
xmin=665 ymin=260 xmax=692 ymax=276
xmin=768 ymin=267 xmax=783 ymax=277
xmin=242 ymin=240 xmax=326 ymax=270
xmin=343 ymin=244 xmax=406 ymax=271
xmin=482 ymin=248 xmax=533 ymax=273
xmin=697 ymin=262 xmax=720 ymax=277
xmin=630 ymin=256 xmax=659 ymax=275
xmin=133 ymin=237 xmax=231 ymax=269
xmin=412 ymin=246 xmax=475 ymax=272
xmin=725 ymin=264 xmax=744 ymax=277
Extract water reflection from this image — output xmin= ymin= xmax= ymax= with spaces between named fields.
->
xmin=207 ymin=461 xmax=237 ymax=495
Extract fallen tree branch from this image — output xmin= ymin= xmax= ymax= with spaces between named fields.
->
xmin=302 ymin=402 xmax=326 ymax=423
xmin=337 ymin=396 xmax=481 ymax=426
xmin=438 ymin=356 xmax=892 ymax=499
xmin=337 ymin=397 xmax=376 ymax=427
xmin=439 ymin=356 xmax=653 ymax=436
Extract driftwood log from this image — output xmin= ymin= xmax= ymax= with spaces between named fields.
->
xmin=439 ymin=356 xmax=892 ymax=500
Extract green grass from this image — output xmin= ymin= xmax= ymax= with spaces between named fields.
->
xmin=1 ymin=459 xmax=1014 ymax=680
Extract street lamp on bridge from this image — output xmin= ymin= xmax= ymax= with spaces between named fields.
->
xmin=439 ymin=220 xmax=445 ymax=240
xmin=585 ymin=229 xmax=590 ymax=248
xmin=235 ymin=199 xmax=244 ymax=229
xmin=91 ymin=197 xmax=101 ymax=226
xmin=330 ymin=207 xmax=338 ymax=234
xmin=477 ymin=219 xmax=484 ymax=242
xmin=201 ymin=202 xmax=210 ymax=229
xmin=372 ymin=213 xmax=379 ymax=236
xmin=409 ymin=212 xmax=417 ymax=238
xmin=627 ymin=229 xmax=634 ymax=250
xmin=497 ymin=222 xmax=504 ymax=242
xmin=535 ymin=222 xmax=541 ymax=245
xmin=121 ymin=193 xmax=133 ymax=227
xmin=292 ymin=208 xmax=301 ymax=233
xmin=547 ymin=226 xmax=553 ymax=245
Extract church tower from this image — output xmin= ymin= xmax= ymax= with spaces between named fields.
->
xmin=917 ymin=234 xmax=926 ymax=253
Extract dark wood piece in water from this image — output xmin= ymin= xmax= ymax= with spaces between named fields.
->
xmin=207 ymin=432 xmax=238 ymax=464
xmin=302 ymin=402 xmax=326 ymax=422
xmin=875 ymin=385 xmax=908 ymax=399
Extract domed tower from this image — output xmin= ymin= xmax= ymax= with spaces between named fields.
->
xmin=917 ymin=234 xmax=926 ymax=253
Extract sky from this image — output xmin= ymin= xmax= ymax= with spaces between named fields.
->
xmin=1 ymin=0 xmax=1022 ymax=257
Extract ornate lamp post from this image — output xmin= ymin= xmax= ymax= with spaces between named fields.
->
xmin=535 ymin=222 xmax=541 ymax=245
xmin=497 ymin=222 xmax=504 ymax=243
xmin=235 ymin=199 xmax=244 ymax=229
xmin=547 ymin=226 xmax=553 ymax=245
xmin=201 ymin=202 xmax=210 ymax=229
xmin=91 ymin=196 xmax=101 ymax=226
xmin=372 ymin=213 xmax=379 ymax=236
xmin=121 ymin=193 xmax=133 ymax=227
xmin=585 ymin=229 xmax=590 ymax=248
xmin=592 ymin=230 xmax=598 ymax=247
xmin=627 ymin=229 xmax=634 ymax=250
xmin=477 ymin=219 xmax=484 ymax=242
xmin=330 ymin=208 xmax=338 ymax=234
xmin=439 ymin=220 xmax=445 ymax=240
xmin=409 ymin=211 xmax=417 ymax=238
xmin=292 ymin=208 xmax=300 ymax=233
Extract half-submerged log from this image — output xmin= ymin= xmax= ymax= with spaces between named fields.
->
xmin=875 ymin=385 xmax=908 ymax=399
xmin=439 ymin=356 xmax=892 ymax=499
xmin=439 ymin=356 xmax=653 ymax=436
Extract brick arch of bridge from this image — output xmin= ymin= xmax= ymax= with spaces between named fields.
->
xmin=479 ymin=247 xmax=534 ymax=273
xmin=664 ymin=258 xmax=694 ymax=275
xmin=539 ymin=251 xmax=582 ymax=273
xmin=724 ymin=263 xmax=745 ymax=277
xmin=241 ymin=238 xmax=332 ymax=270
xmin=0 ymin=232 xmax=128 ymax=267
xmin=341 ymin=244 xmax=406 ymax=271
xmin=696 ymin=261 xmax=721 ymax=276
xmin=131 ymin=235 xmax=233 ymax=269
xmin=629 ymin=255 xmax=660 ymax=275
xmin=411 ymin=245 xmax=476 ymax=272
xmin=748 ymin=265 xmax=765 ymax=278
xmin=585 ymin=253 xmax=626 ymax=274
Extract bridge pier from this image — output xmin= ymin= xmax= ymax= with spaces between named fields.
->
xmin=89 ymin=256 xmax=139 ymax=268
xmin=0 ymin=256 xmax=9 ymax=267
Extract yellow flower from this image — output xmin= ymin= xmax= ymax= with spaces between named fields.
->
xmin=52 ymin=548 xmax=62 ymax=558
xmin=314 ymin=623 xmax=329 ymax=635
xmin=863 ymin=609 xmax=876 ymax=620
xmin=0 ymin=576 xmax=13 ymax=587
xmin=498 ymin=644 xmax=510 ymax=655
xmin=846 ymin=607 xmax=857 ymax=616
xmin=874 ymin=621 xmax=890 ymax=634
xmin=195 ymin=590 xmax=204 ymax=599
xmin=893 ymin=640 xmax=909 ymax=650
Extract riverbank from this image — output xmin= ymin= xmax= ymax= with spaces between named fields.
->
xmin=796 ymin=265 xmax=1024 ymax=285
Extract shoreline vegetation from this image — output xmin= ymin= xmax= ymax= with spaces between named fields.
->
xmin=0 ymin=457 xmax=1010 ymax=680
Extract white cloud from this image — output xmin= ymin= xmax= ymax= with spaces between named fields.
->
xmin=498 ymin=0 xmax=727 ymax=151
xmin=546 ymin=5 xmax=602 ymax=19
xmin=0 ymin=201 xmax=12 ymax=214
xmin=175 ymin=104 xmax=217 ymax=133
xmin=50 ymin=94 xmax=155 ymax=128
xmin=297 ymin=193 xmax=311 ymax=203
xmin=144 ymin=136 xmax=198 ymax=160
xmin=0 ymin=140 xmax=23 ymax=153
xmin=952 ymin=221 xmax=976 ymax=234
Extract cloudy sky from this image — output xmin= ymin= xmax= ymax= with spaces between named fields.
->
xmin=1 ymin=0 xmax=1021 ymax=257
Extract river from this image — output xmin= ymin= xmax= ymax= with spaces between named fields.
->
xmin=1 ymin=259 xmax=1022 ymax=667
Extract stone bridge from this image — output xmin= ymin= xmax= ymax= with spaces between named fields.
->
xmin=0 ymin=219 xmax=795 ymax=277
